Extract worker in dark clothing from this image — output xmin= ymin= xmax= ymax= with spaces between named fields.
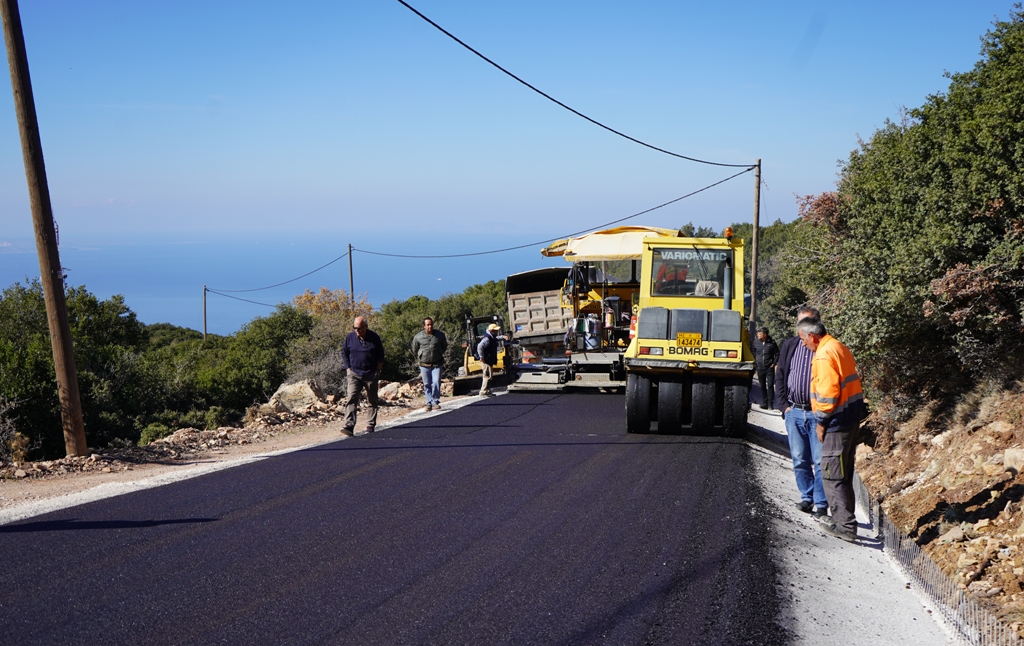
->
xmin=775 ymin=307 xmax=828 ymax=519
xmin=476 ymin=323 xmax=501 ymax=396
xmin=755 ymin=327 xmax=779 ymax=409
xmin=341 ymin=316 xmax=385 ymax=436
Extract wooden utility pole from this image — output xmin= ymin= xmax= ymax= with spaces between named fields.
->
xmin=748 ymin=159 xmax=762 ymax=337
xmin=2 ymin=0 xmax=88 ymax=456
xmin=202 ymin=285 xmax=207 ymax=340
xmin=348 ymin=243 xmax=354 ymax=308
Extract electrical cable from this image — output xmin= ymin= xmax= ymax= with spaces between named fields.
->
xmin=355 ymin=166 xmax=752 ymax=259
xmin=395 ymin=0 xmax=753 ymax=169
xmin=205 ymin=167 xmax=750 ymax=296
xmin=205 ymin=289 xmax=278 ymax=308
xmin=208 ymin=250 xmax=349 ymax=293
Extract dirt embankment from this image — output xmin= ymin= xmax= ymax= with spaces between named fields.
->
xmin=857 ymin=381 xmax=1024 ymax=633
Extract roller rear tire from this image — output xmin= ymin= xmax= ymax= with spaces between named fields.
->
xmin=657 ymin=379 xmax=684 ymax=435
xmin=723 ymin=379 xmax=750 ymax=438
xmin=691 ymin=375 xmax=716 ymax=435
xmin=626 ymin=373 xmax=652 ymax=434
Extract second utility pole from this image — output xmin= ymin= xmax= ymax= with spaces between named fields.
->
xmin=2 ymin=0 xmax=88 ymax=456
xmin=748 ymin=159 xmax=761 ymax=338
xmin=348 ymin=243 xmax=354 ymax=308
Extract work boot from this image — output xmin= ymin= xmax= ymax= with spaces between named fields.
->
xmin=822 ymin=524 xmax=857 ymax=543
xmin=340 ymin=427 xmax=354 ymax=437
xmin=795 ymin=500 xmax=813 ymax=514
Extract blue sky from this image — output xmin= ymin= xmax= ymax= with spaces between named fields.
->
xmin=0 ymin=1 xmax=1017 ymax=331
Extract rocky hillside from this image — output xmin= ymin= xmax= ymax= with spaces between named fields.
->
xmin=858 ymin=379 xmax=1024 ymax=633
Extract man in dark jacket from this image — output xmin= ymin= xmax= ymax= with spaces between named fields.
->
xmin=476 ymin=323 xmax=500 ymax=396
xmin=412 ymin=317 xmax=448 ymax=411
xmin=755 ymin=327 xmax=779 ymax=409
xmin=775 ymin=307 xmax=828 ymax=519
xmin=341 ymin=316 xmax=385 ymax=436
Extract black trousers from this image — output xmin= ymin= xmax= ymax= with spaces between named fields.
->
xmin=757 ymin=369 xmax=775 ymax=407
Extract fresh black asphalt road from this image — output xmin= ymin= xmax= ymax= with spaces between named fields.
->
xmin=0 ymin=393 xmax=789 ymax=645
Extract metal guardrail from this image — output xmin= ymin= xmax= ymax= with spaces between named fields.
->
xmin=856 ymin=475 xmax=1023 ymax=646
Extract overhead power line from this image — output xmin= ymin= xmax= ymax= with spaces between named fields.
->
xmin=209 ymin=250 xmax=349 ymax=293
xmin=395 ymin=0 xmax=753 ymax=170
xmin=205 ymin=167 xmax=749 ymax=298
xmin=355 ymin=167 xmax=752 ymax=259
xmin=206 ymin=289 xmax=278 ymax=308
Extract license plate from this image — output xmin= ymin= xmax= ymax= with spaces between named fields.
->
xmin=676 ymin=332 xmax=702 ymax=347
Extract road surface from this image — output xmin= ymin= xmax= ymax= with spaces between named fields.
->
xmin=1 ymin=392 xmax=788 ymax=645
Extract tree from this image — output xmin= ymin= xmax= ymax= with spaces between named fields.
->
xmin=760 ymin=6 xmax=1024 ymax=418
xmin=288 ymin=287 xmax=375 ymax=396
xmin=0 ymin=281 xmax=154 ymax=456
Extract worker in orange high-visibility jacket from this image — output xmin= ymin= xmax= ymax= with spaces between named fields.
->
xmin=798 ymin=318 xmax=867 ymax=543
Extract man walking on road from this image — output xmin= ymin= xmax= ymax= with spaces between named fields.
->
xmin=412 ymin=317 xmax=447 ymax=411
xmin=341 ymin=316 xmax=385 ymax=436
xmin=755 ymin=327 xmax=779 ymax=409
xmin=799 ymin=318 xmax=867 ymax=542
xmin=477 ymin=323 xmax=501 ymax=396
xmin=775 ymin=307 xmax=828 ymax=520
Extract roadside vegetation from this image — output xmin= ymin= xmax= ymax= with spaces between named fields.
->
xmin=758 ymin=6 xmax=1024 ymax=431
xmin=0 ymin=279 xmax=504 ymax=461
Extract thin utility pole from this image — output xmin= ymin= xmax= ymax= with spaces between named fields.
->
xmin=202 ymin=285 xmax=207 ymax=340
xmin=748 ymin=159 xmax=762 ymax=336
xmin=2 ymin=0 xmax=88 ymax=456
xmin=348 ymin=243 xmax=354 ymax=308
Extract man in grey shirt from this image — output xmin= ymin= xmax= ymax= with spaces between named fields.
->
xmin=412 ymin=317 xmax=448 ymax=411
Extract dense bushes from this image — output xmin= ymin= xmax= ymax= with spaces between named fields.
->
xmin=0 ymin=281 xmax=314 ymax=459
xmin=0 ymin=278 xmax=506 ymax=460
xmin=756 ymin=7 xmax=1024 ymax=421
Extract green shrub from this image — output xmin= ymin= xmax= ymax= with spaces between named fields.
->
xmin=139 ymin=423 xmax=174 ymax=446
xmin=759 ymin=7 xmax=1024 ymax=419
xmin=204 ymin=406 xmax=229 ymax=430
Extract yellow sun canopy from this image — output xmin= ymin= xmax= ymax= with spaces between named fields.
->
xmin=540 ymin=226 xmax=681 ymax=261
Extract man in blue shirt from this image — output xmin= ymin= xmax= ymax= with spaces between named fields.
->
xmin=775 ymin=307 xmax=828 ymax=519
xmin=341 ymin=316 xmax=385 ymax=436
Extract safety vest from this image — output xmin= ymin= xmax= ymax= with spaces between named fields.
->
xmin=810 ymin=334 xmax=866 ymax=432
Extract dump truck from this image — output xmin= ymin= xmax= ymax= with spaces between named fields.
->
xmin=623 ymin=228 xmax=754 ymax=436
xmin=503 ymin=267 xmax=573 ymax=390
xmin=507 ymin=226 xmax=685 ymax=391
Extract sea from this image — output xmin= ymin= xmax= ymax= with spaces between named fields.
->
xmin=0 ymin=233 xmax=564 ymax=336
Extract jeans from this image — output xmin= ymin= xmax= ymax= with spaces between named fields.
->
xmin=420 ymin=365 xmax=442 ymax=406
xmin=785 ymin=407 xmax=827 ymax=509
